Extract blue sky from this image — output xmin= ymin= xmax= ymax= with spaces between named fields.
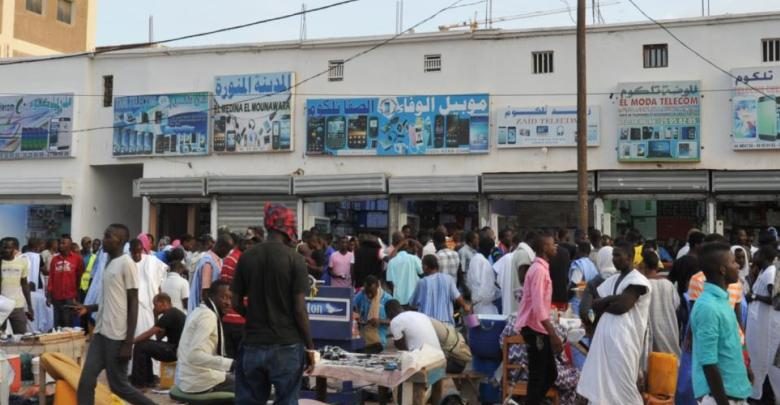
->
xmin=96 ymin=0 xmax=780 ymax=47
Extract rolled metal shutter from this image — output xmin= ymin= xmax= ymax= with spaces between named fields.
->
xmin=216 ymin=196 xmax=297 ymax=233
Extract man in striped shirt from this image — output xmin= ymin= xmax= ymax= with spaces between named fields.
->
xmin=219 ymin=234 xmax=254 ymax=359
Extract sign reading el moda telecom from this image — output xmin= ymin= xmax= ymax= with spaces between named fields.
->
xmin=732 ymin=67 xmax=780 ymax=150
xmin=305 ymin=94 xmax=489 ymax=156
xmin=495 ymin=105 xmax=600 ymax=148
xmin=617 ymin=81 xmax=701 ymax=162
xmin=113 ymin=93 xmax=210 ymax=157
xmin=0 ymin=94 xmax=74 ymax=160
xmin=213 ymin=72 xmax=294 ymax=153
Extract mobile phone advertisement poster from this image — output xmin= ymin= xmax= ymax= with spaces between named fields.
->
xmin=616 ymin=81 xmax=701 ymax=163
xmin=113 ymin=93 xmax=210 ymax=157
xmin=305 ymin=94 xmax=489 ymax=156
xmin=494 ymin=105 xmax=599 ymax=148
xmin=0 ymin=94 xmax=74 ymax=160
xmin=732 ymin=67 xmax=780 ymax=150
xmin=213 ymin=72 xmax=294 ymax=153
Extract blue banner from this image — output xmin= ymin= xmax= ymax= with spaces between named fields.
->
xmin=306 ymin=94 xmax=489 ymax=156
xmin=306 ymin=297 xmax=350 ymax=322
xmin=213 ymin=72 xmax=294 ymax=153
xmin=113 ymin=92 xmax=210 ymax=157
xmin=0 ymin=94 xmax=73 ymax=160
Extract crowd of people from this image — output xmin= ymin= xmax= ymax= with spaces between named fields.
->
xmin=2 ymin=212 xmax=780 ymax=404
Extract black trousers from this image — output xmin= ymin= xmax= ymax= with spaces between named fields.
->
xmin=52 ymin=298 xmax=76 ymax=328
xmin=130 ymin=340 xmax=177 ymax=387
xmin=520 ymin=327 xmax=558 ymax=405
xmin=223 ymin=322 xmax=244 ymax=359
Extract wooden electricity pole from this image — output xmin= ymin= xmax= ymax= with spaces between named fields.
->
xmin=577 ymin=0 xmax=589 ymax=233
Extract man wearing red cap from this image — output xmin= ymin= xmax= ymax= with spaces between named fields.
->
xmin=231 ymin=204 xmax=315 ymax=404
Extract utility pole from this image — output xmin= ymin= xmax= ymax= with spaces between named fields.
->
xmin=576 ymin=0 xmax=589 ymax=233
xmin=148 ymin=15 xmax=154 ymax=43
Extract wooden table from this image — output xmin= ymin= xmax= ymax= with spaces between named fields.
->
xmin=1 ymin=332 xmax=87 ymax=405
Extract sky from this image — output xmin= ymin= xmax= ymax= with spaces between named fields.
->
xmin=96 ymin=0 xmax=780 ymax=47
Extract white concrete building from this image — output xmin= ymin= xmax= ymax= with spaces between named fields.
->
xmin=1 ymin=11 xmax=779 ymax=250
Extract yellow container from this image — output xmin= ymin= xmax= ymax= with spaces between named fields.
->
xmin=159 ymin=361 xmax=176 ymax=389
xmin=53 ymin=380 xmax=76 ymax=405
xmin=647 ymin=352 xmax=678 ymax=396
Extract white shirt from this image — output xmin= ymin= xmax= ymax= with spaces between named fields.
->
xmin=176 ymin=304 xmax=233 ymax=393
xmin=422 ymin=241 xmax=436 ymax=258
xmin=161 ymin=272 xmax=190 ymax=313
xmin=390 ymin=311 xmax=441 ymax=351
xmin=94 ymin=255 xmax=139 ymax=341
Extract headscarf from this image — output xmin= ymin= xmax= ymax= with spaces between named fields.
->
xmin=596 ymin=245 xmax=617 ymax=277
xmin=137 ymin=233 xmax=152 ymax=254
xmin=730 ymin=245 xmax=751 ymax=285
xmin=264 ymin=203 xmax=297 ymax=242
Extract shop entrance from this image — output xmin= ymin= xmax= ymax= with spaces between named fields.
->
xmin=490 ymin=199 xmax=585 ymax=233
xmin=305 ymin=198 xmax=389 ymax=240
xmin=717 ymin=198 xmax=780 ymax=240
xmin=152 ymin=201 xmax=211 ymax=240
xmin=402 ymin=199 xmax=479 ymax=234
xmin=604 ymin=198 xmax=705 ymax=254
xmin=0 ymin=204 xmax=71 ymax=242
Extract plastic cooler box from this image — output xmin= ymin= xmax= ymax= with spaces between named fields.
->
xmin=467 ymin=314 xmax=507 ymax=360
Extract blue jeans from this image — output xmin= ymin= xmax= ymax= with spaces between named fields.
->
xmin=236 ymin=343 xmax=305 ymax=405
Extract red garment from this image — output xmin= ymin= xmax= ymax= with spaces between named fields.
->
xmin=47 ymin=252 xmax=84 ymax=300
xmin=220 ymin=248 xmax=246 ymax=325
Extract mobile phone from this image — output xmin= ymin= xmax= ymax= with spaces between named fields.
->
xmin=155 ymin=134 xmax=166 ymax=154
xmin=434 ymin=115 xmax=444 ymax=148
xmin=272 ymin=121 xmax=281 ymax=150
xmin=214 ymin=116 xmax=226 ymax=152
xmin=508 ymin=127 xmax=517 ymax=144
xmin=280 ymin=114 xmax=291 ymax=150
xmin=446 ymin=114 xmax=460 ymax=147
xmin=326 ymin=116 xmax=346 ymax=150
xmin=226 ymin=129 xmax=236 ymax=152
xmin=169 ymin=134 xmax=178 ymax=153
xmin=155 ymin=111 xmax=163 ymax=124
xmin=498 ymin=127 xmax=507 ymax=145
xmin=368 ymin=116 xmax=379 ymax=142
xmin=348 ymin=115 xmax=368 ymax=149
xmin=642 ymin=127 xmax=652 ymax=140
xmin=469 ymin=116 xmax=488 ymax=150
xmin=307 ymin=117 xmax=325 ymax=153
xmin=758 ymin=96 xmax=779 ymax=141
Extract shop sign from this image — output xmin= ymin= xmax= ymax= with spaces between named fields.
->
xmin=305 ymin=94 xmax=489 ymax=156
xmin=0 ymin=94 xmax=74 ymax=160
xmin=494 ymin=105 xmax=599 ymax=148
xmin=616 ymin=81 xmax=701 ymax=162
xmin=112 ymin=92 xmax=210 ymax=157
xmin=306 ymin=297 xmax=350 ymax=322
xmin=731 ymin=67 xmax=780 ymax=150
xmin=213 ymin=72 xmax=294 ymax=153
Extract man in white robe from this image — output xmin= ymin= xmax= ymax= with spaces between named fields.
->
xmin=745 ymin=245 xmax=780 ymax=401
xmin=467 ymin=234 xmax=500 ymax=315
xmin=22 ymin=242 xmax=53 ymax=333
xmin=129 ymin=241 xmax=168 ymax=337
xmin=577 ymin=241 xmax=651 ymax=405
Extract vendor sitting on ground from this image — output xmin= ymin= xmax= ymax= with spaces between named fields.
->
xmin=386 ymin=300 xmax=441 ymax=352
xmin=175 ymin=280 xmax=234 ymax=395
xmin=353 ymin=275 xmax=393 ymax=354
xmin=130 ymin=293 xmax=186 ymax=388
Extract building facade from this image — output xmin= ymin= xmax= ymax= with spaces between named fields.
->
xmin=0 ymin=12 xmax=779 ymax=251
xmin=0 ymin=0 xmax=96 ymax=57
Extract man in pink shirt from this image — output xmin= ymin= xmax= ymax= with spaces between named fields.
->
xmin=514 ymin=232 xmax=563 ymax=404
xmin=328 ymin=236 xmax=354 ymax=289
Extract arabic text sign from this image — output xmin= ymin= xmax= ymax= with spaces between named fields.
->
xmin=495 ymin=105 xmax=600 ymax=148
xmin=0 ymin=94 xmax=73 ymax=160
xmin=112 ymin=93 xmax=210 ymax=157
xmin=731 ymin=67 xmax=780 ymax=150
xmin=616 ymin=81 xmax=701 ymax=162
xmin=306 ymin=297 xmax=350 ymax=322
xmin=305 ymin=94 xmax=490 ymax=156
xmin=213 ymin=72 xmax=294 ymax=153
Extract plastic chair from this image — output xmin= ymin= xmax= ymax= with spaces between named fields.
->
xmin=501 ymin=334 xmax=559 ymax=405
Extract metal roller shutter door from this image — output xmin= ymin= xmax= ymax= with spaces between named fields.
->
xmin=217 ymin=196 xmax=297 ymax=233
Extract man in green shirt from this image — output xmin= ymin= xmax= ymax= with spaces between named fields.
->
xmin=690 ymin=242 xmax=753 ymax=405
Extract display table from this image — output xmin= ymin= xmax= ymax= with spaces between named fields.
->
xmin=310 ymin=346 xmax=446 ymax=405
xmin=0 ymin=331 xmax=87 ymax=405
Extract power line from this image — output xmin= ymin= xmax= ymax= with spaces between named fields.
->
xmin=0 ymin=0 xmax=360 ymax=67
xmin=62 ymin=0 xmax=469 ymax=135
xmin=627 ymin=0 xmax=772 ymax=98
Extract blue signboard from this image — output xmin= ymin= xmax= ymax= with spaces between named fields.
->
xmin=0 ymin=94 xmax=73 ymax=160
xmin=306 ymin=94 xmax=490 ymax=156
xmin=112 ymin=92 xmax=210 ymax=157
xmin=306 ymin=297 xmax=350 ymax=322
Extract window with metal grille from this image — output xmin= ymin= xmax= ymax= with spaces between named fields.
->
xmin=328 ymin=60 xmax=344 ymax=81
xmin=532 ymin=51 xmax=554 ymax=74
xmin=57 ymin=0 xmax=73 ymax=23
xmin=762 ymin=38 xmax=780 ymax=62
xmin=643 ymin=44 xmax=668 ymax=68
xmin=26 ymin=0 xmax=43 ymax=14
xmin=103 ymin=75 xmax=113 ymax=107
xmin=424 ymin=54 xmax=441 ymax=72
